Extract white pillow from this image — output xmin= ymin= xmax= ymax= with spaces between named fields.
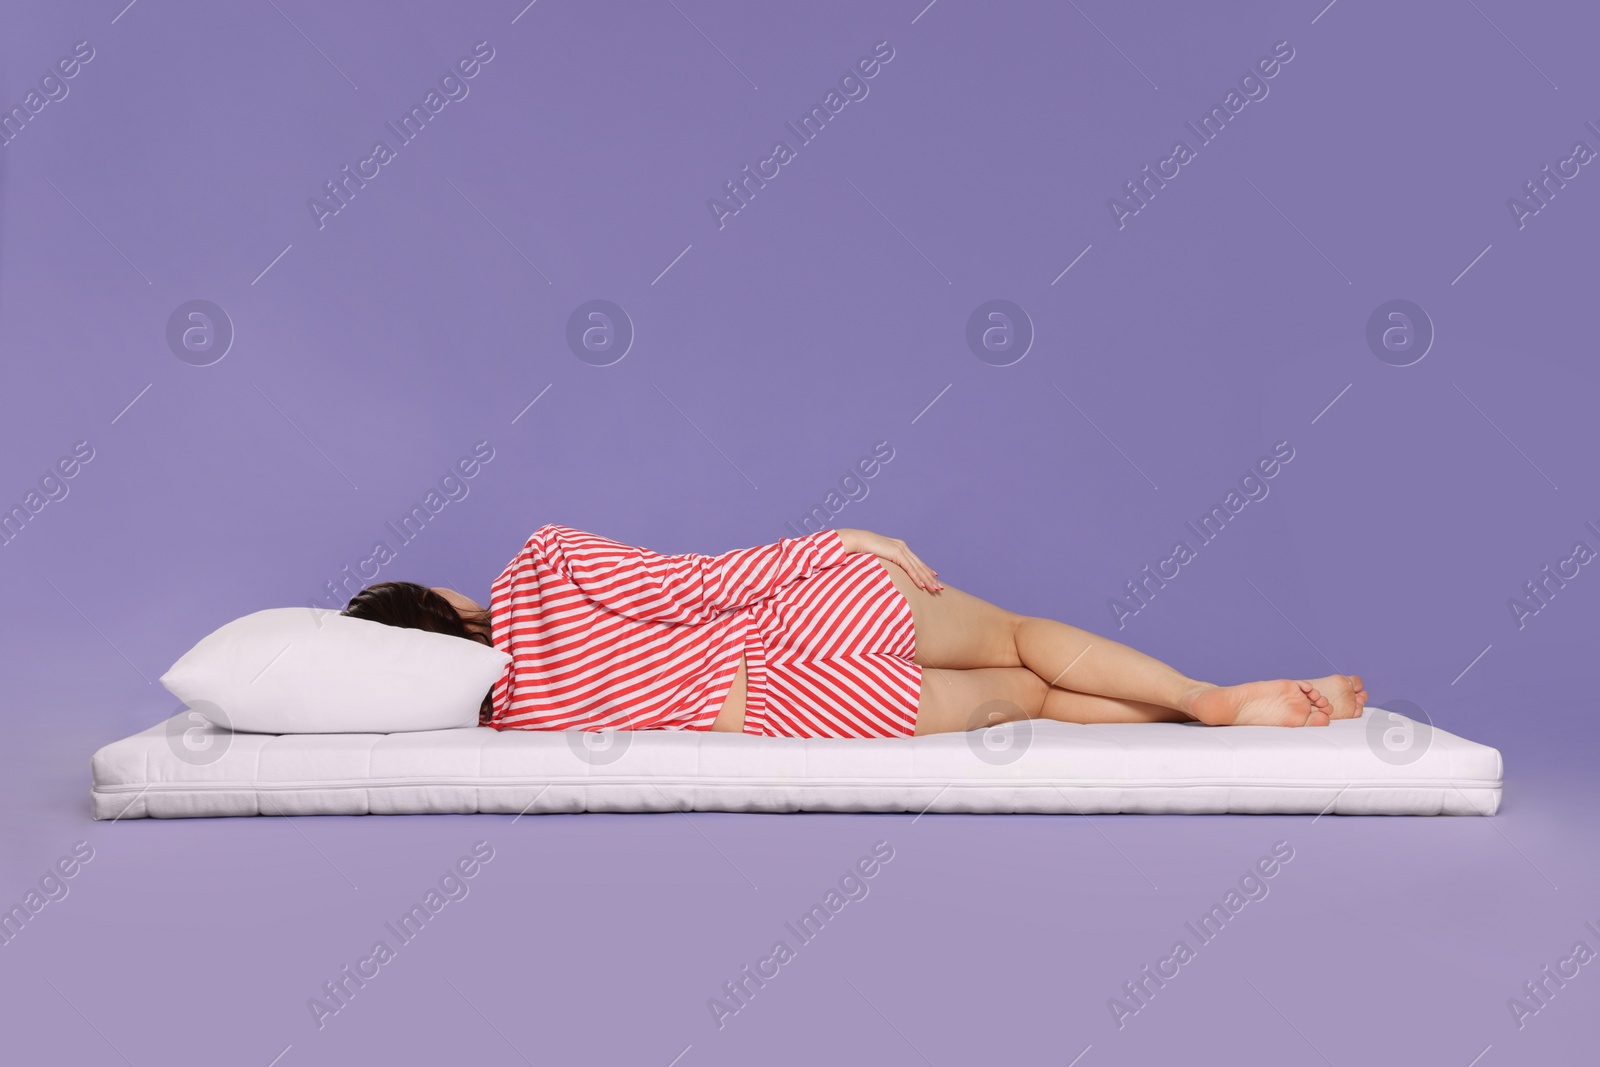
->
xmin=159 ymin=607 xmax=510 ymax=733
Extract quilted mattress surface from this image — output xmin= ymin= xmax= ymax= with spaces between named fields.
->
xmin=89 ymin=706 xmax=1502 ymax=819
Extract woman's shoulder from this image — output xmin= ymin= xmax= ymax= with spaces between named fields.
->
xmin=498 ymin=524 xmax=578 ymax=575
xmin=515 ymin=524 xmax=619 ymax=566
xmin=530 ymin=521 xmax=598 ymax=537
xmin=527 ymin=522 xmax=601 ymax=547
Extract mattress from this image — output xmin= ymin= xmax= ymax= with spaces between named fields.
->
xmin=89 ymin=706 xmax=1502 ymax=819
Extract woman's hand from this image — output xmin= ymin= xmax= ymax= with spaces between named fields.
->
xmin=833 ymin=529 xmax=943 ymax=593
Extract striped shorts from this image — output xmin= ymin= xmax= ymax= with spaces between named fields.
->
xmin=740 ymin=551 xmax=922 ymax=739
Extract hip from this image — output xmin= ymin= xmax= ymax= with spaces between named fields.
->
xmin=712 ymin=553 xmax=920 ymax=737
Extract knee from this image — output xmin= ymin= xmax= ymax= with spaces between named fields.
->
xmin=1006 ymin=614 xmax=1039 ymax=667
xmin=1018 ymin=667 xmax=1050 ymax=718
xmin=967 ymin=669 xmax=1047 ymax=729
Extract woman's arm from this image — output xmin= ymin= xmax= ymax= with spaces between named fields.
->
xmin=530 ymin=524 xmax=854 ymax=624
xmin=833 ymin=528 xmax=944 ymax=593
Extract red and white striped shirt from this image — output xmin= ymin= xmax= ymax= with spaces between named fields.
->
xmin=487 ymin=524 xmax=852 ymax=731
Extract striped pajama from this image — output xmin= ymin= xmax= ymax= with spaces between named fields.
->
xmin=741 ymin=549 xmax=921 ymax=739
xmin=486 ymin=524 xmax=922 ymax=739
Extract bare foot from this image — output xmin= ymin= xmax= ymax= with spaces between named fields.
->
xmin=1307 ymin=674 xmax=1367 ymax=719
xmin=1187 ymin=680 xmax=1333 ymax=727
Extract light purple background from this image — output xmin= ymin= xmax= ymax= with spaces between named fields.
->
xmin=3 ymin=1 xmax=1597 ymax=1063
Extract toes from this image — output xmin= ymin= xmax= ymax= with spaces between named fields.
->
xmin=1292 ymin=680 xmax=1331 ymax=707
xmin=1306 ymin=709 xmax=1331 ymax=727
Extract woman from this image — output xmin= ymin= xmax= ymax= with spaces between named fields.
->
xmin=342 ymin=524 xmax=1366 ymax=738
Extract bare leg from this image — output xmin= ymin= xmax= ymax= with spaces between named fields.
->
xmin=876 ymin=560 xmax=1335 ymax=728
xmin=1040 ymin=686 xmax=1189 ymax=724
xmin=914 ymin=666 xmax=1188 ymax=736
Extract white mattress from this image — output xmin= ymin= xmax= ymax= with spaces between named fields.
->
xmin=89 ymin=706 xmax=1502 ymax=819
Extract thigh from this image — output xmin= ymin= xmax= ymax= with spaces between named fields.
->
xmin=873 ymin=558 xmax=1026 ymax=670
xmin=913 ymin=665 xmax=1048 ymax=736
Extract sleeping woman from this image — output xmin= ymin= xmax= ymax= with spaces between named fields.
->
xmin=341 ymin=524 xmax=1366 ymax=739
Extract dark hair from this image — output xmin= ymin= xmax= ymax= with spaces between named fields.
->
xmin=341 ymin=581 xmax=496 ymax=725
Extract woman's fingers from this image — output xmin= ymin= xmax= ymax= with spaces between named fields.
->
xmin=859 ymin=532 xmax=942 ymax=593
xmin=911 ymin=548 xmax=942 ymax=591
xmin=896 ymin=548 xmax=942 ymax=593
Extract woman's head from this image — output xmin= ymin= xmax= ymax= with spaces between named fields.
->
xmin=341 ymin=582 xmax=496 ymax=724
